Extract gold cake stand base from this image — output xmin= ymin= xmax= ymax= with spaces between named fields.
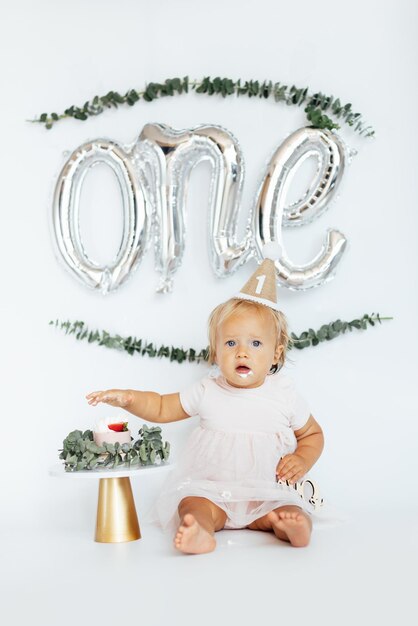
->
xmin=95 ymin=477 xmax=141 ymax=543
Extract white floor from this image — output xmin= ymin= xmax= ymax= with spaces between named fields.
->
xmin=2 ymin=507 xmax=416 ymax=626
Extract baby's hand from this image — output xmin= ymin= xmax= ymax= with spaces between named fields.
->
xmin=86 ymin=389 xmax=133 ymax=408
xmin=276 ymin=454 xmax=307 ymax=485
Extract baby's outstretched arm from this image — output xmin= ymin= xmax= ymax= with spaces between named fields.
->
xmin=276 ymin=415 xmax=324 ymax=484
xmin=85 ymin=389 xmax=189 ymax=423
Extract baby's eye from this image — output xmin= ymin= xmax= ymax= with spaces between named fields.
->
xmin=252 ymin=340 xmax=262 ymax=347
xmin=226 ymin=340 xmax=236 ymax=347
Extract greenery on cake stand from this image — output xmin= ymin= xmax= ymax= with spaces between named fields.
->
xmin=59 ymin=425 xmax=170 ymax=472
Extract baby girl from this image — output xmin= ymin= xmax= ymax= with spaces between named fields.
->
xmin=86 ymin=250 xmax=324 ymax=554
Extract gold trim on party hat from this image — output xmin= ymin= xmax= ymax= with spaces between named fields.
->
xmin=235 ymin=243 xmax=281 ymax=311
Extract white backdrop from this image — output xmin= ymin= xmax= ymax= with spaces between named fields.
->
xmin=1 ymin=0 xmax=417 ymax=535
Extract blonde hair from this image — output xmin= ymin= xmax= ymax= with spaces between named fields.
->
xmin=208 ymin=298 xmax=290 ymax=371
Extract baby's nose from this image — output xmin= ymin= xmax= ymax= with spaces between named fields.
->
xmin=236 ymin=344 xmax=248 ymax=357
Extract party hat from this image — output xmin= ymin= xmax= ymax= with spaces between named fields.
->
xmin=235 ymin=242 xmax=281 ymax=311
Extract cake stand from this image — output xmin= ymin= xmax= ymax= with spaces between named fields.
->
xmin=49 ymin=462 xmax=172 ymax=543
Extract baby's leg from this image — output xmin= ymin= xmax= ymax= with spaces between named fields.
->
xmin=248 ymin=505 xmax=312 ymax=547
xmin=175 ymin=496 xmax=227 ymax=554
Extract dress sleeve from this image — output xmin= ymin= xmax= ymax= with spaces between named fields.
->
xmin=286 ymin=378 xmax=311 ymax=431
xmin=179 ymin=377 xmax=206 ymax=416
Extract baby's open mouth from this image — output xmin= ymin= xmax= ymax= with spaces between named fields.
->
xmin=236 ymin=365 xmax=253 ymax=377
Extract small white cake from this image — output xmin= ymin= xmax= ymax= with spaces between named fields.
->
xmin=93 ymin=417 xmax=131 ymax=446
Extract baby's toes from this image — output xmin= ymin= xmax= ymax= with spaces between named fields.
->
xmin=279 ymin=510 xmax=301 ymax=524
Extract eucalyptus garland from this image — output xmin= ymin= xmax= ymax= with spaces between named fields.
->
xmin=49 ymin=313 xmax=390 ymax=365
xmin=30 ymin=76 xmax=374 ymax=136
xmin=59 ymin=425 xmax=170 ymax=472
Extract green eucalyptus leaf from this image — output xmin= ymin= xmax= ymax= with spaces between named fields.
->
xmin=139 ymin=443 xmax=148 ymax=462
xmin=68 ymin=430 xmax=82 ymax=441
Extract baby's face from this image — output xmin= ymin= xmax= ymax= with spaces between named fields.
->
xmin=215 ymin=307 xmax=281 ymax=389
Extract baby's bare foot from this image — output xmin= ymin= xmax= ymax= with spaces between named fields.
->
xmin=267 ymin=509 xmax=311 ymax=547
xmin=173 ymin=513 xmax=216 ymax=554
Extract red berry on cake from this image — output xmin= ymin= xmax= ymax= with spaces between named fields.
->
xmin=108 ymin=422 xmax=128 ymax=432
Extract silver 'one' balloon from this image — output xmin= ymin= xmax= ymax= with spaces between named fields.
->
xmin=52 ymin=125 xmax=352 ymax=294
xmin=52 ymin=139 xmax=150 ymax=293
xmin=133 ymin=123 xmax=252 ymax=292
xmin=253 ymin=127 xmax=348 ymax=290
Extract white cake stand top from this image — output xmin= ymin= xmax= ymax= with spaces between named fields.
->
xmin=49 ymin=462 xmax=173 ymax=480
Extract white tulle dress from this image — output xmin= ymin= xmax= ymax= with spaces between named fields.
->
xmin=152 ymin=371 xmax=327 ymax=533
